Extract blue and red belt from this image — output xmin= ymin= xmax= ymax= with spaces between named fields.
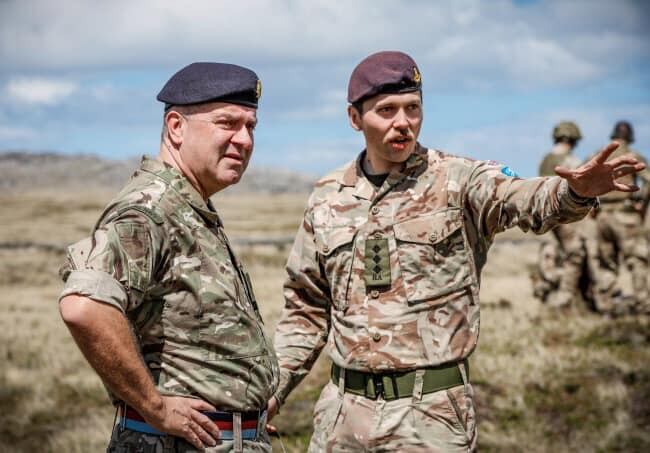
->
xmin=119 ymin=406 xmax=265 ymax=441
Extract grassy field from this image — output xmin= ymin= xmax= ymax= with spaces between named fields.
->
xmin=1 ymin=190 xmax=648 ymax=452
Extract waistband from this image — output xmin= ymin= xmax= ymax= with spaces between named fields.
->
xmin=331 ymin=361 xmax=467 ymax=401
xmin=119 ymin=405 xmax=266 ymax=441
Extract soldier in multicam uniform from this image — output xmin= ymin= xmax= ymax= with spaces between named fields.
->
xmin=533 ymin=121 xmax=590 ymax=307
xmin=587 ymin=121 xmax=650 ymax=315
xmin=58 ymin=63 xmax=279 ymax=453
xmin=265 ymin=51 xmax=646 ymax=452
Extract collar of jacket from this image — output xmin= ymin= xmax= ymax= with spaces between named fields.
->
xmin=337 ymin=143 xmax=428 ymax=200
xmin=139 ymin=156 xmax=222 ymax=226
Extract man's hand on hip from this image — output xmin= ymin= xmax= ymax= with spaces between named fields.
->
xmin=145 ymin=396 xmax=220 ymax=450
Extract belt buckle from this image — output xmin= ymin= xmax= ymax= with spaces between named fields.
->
xmin=371 ymin=375 xmax=384 ymax=399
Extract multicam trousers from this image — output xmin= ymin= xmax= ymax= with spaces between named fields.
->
xmin=589 ymin=207 xmax=649 ymax=314
xmin=106 ymin=425 xmax=272 ymax=453
xmin=308 ymin=380 xmax=476 ymax=452
xmin=547 ymin=222 xmax=587 ymax=307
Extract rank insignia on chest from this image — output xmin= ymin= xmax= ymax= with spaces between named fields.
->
xmin=364 ymin=238 xmax=391 ymax=287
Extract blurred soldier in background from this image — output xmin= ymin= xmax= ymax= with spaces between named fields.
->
xmin=588 ymin=121 xmax=650 ymax=315
xmin=533 ymin=121 xmax=591 ymax=308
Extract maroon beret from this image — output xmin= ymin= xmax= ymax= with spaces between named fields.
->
xmin=347 ymin=51 xmax=422 ymax=104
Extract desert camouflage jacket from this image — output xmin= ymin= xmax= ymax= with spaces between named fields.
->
xmin=60 ymin=157 xmax=279 ymax=411
xmin=273 ymin=144 xmax=594 ymax=404
xmin=538 ymin=145 xmax=581 ymax=176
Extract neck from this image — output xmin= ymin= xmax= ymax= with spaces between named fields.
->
xmin=363 ymin=150 xmax=397 ymax=175
xmin=159 ymin=141 xmax=210 ymax=201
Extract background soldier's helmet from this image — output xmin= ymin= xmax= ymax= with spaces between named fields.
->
xmin=552 ymin=121 xmax=582 ymax=141
xmin=610 ymin=120 xmax=635 ymax=143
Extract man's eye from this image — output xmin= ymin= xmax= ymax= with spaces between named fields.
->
xmin=218 ymin=120 xmax=236 ymax=128
xmin=378 ymin=106 xmax=393 ymax=114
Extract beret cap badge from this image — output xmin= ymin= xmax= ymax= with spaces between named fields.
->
xmin=413 ymin=66 xmax=421 ymax=84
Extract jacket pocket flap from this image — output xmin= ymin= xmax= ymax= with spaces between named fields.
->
xmin=314 ymin=227 xmax=356 ymax=256
xmin=394 ymin=209 xmax=463 ymax=245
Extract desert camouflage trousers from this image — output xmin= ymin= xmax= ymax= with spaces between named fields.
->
xmin=308 ymin=380 xmax=476 ymax=452
xmin=533 ymin=221 xmax=588 ymax=308
xmin=106 ymin=424 xmax=272 ymax=453
xmin=589 ymin=207 xmax=649 ymax=314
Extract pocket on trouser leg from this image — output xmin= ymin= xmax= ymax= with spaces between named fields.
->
xmin=308 ymin=382 xmax=342 ymax=453
xmin=447 ymin=384 xmax=477 ymax=450
xmin=411 ymin=386 xmax=475 ymax=452
xmin=106 ymin=426 xmax=167 ymax=453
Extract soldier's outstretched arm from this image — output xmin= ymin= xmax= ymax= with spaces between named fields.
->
xmin=464 ymin=160 xmax=595 ymax=244
xmin=555 ymin=142 xmax=646 ymax=197
xmin=59 ymin=295 xmax=220 ymax=450
xmin=271 ymin=211 xmax=331 ymax=418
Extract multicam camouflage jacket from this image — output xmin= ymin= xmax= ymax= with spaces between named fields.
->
xmin=60 ymin=157 xmax=279 ymax=411
xmin=273 ymin=144 xmax=594 ymax=404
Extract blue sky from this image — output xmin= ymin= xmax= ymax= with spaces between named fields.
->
xmin=1 ymin=0 xmax=648 ymax=177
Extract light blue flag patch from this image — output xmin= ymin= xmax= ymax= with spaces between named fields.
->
xmin=500 ymin=166 xmax=519 ymax=178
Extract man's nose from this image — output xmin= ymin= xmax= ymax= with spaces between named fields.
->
xmin=231 ymin=126 xmax=253 ymax=150
xmin=392 ymin=109 xmax=409 ymax=129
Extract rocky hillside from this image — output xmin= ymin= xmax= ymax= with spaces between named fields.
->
xmin=0 ymin=151 xmax=315 ymax=194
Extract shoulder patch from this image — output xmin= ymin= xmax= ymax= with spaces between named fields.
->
xmin=500 ymin=166 xmax=519 ymax=178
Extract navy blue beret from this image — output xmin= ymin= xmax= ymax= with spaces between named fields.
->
xmin=157 ymin=62 xmax=261 ymax=109
xmin=348 ymin=51 xmax=421 ymax=104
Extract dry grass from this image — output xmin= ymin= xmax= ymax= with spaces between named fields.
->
xmin=1 ymin=190 xmax=648 ymax=452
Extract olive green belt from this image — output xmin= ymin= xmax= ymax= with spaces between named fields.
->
xmin=331 ymin=361 xmax=467 ymax=401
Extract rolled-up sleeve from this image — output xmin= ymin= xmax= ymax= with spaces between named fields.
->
xmin=60 ymin=269 xmax=129 ymax=313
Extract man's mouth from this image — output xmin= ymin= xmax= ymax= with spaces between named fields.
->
xmin=224 ymin=152 xmax=244 ymax=163
xmin=389 ymin=136 xmax=411 ymax=151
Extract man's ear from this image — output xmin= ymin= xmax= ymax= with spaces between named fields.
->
xmin=165 ymin=110 xmax=185 ymax=146
xmin=347 ymin=105 xmax=362 ymax=131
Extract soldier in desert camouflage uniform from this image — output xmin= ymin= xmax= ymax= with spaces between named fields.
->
xmin=588 ymin=121 xmax=650 ymax=315
xmin=59 ymin=63 xmax=278 ymax=452
xmin=533 ymin=121 xmax=590 ymax=308
xmin=265 ymin=51 xmax=646 ymax=452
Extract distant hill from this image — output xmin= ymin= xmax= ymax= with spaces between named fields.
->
xmin=0 ymin=151 xmax=315 ymax=194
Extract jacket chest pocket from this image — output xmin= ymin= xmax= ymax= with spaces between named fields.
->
xmin=394 ymin=209 xmax=473 ymax=303
xmin=315 ymin=227 xmax=357 ymax=311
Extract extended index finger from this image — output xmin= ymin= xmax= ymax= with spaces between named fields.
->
xmin=593 ymin=142 xmax=620 ymax=164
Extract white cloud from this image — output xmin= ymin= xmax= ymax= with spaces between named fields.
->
xmin=0 ymin=0 xmax=647 ymax=90
xmin=5 ymin=77 xmax=78 ymax=105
